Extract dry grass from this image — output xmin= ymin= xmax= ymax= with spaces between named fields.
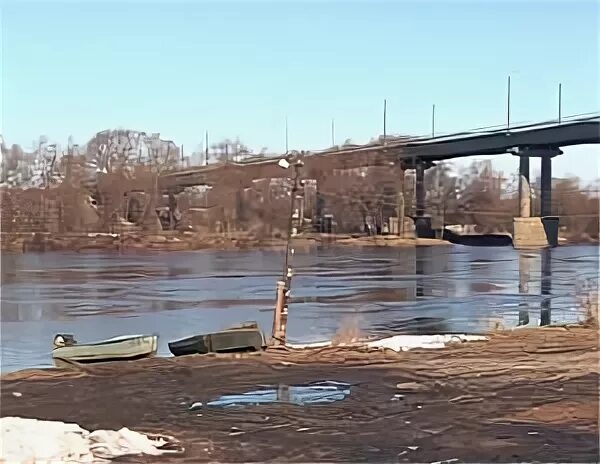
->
xmin=576 ymin=276 xmax=599 ymax=327
xmin=331 ymin=315 xmax=364 ymax=344
xmin=580 ymin=290 xmax=599 ymax=327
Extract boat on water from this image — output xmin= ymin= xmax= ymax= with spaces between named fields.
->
xmin=52 ymin=333 xmax=158 ymax=367
xmin=168 ymin=322 xmax=266 ymax=357
xmin=443 ymin=224 xmax=513 ymax=247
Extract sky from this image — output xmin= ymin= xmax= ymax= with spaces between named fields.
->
xmin=1 ymin=0 xmax=599 ymax=181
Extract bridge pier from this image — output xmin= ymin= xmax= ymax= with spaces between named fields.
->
xmin=415 ymin=162 xmax=425 ymax=217
xmin=518 ymin=155 xmax=531 ymax=218
xmin=511 ymin=146 xmax=562 ymax=249
xmin=409 ymin=159 xmax=435 ymax=238
xmin=540 ymin=155 xmax=552 ymax=217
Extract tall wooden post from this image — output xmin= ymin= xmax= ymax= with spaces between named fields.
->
xmin=271 ymin=280 xmax=288 ymax=344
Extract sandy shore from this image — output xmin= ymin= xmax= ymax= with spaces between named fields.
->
xmin=2 ymin=325 xmax=598 ymax=462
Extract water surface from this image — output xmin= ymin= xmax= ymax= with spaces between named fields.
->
xmin=1 ymin=245 xmax=597 ymax=372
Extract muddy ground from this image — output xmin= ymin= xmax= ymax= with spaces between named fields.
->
xmin=1 ymin=326 xmax=598 ymax=463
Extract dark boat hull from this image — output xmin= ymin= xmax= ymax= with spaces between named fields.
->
xmin=168 ymin=328 xmax=266 ymax=357
xmin=442 ymin=228 xmax=513 ymax=247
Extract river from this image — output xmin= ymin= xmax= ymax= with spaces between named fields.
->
xmin=1 ymin=244 xmax=598 ymax=372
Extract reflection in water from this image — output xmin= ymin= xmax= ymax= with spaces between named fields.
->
xmin=518 ymin=252 xmax=532 ymax=326
xmin=416 ymin=247 xmax=424 ymax=298
xmin=540 ymin=248 xmax=552 ymax=326
xmin=1 ymin=246 xmax=597 ymax=372
xmin=191 ymin=381 xmax=352 ymax=409
xmin=517 ymin=249 xmax=554 ymax=327
xmin=415 ymin=246 xmax=450 ymax=299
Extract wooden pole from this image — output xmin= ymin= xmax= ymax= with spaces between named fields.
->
xmin=271 ymin=280 xmax=287 ymax=344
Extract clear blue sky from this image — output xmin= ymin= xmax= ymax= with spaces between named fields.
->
xmin=1 ymin=0 xmax=599 ymax=180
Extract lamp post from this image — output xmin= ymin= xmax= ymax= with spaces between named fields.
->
xmin=271 ymin=153 xmax=304 ymax=345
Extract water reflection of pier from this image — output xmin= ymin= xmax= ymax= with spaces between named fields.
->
xmin=415 ymin=246 xmax=450 ymax=299
xmin=518 ymin=248 xmax=552 ymax=327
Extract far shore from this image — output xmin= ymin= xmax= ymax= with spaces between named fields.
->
xmin=0 ymin=231 xmax=452 ymax=253
xmin=2 ymin=230 xmax=597 ymax=254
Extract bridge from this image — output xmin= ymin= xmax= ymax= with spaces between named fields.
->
xmin=161 ymin=114 xmax=599 ymax=186
xmin=159 ymin=114 xmax=599 ymax=247
xmin=365 ymin=115 xmax=598 ymax=160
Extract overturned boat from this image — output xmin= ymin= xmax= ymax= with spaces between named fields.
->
xmin=52 ymin=333 xmax=158 ymax=367
xmin=168 ymin=322 xmax=266 ymax=357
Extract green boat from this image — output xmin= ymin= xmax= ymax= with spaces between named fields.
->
xmin=52 ymin=333 xmax=159 ymax=366
xmin=168 ymin=322 xmax=266 ymax=357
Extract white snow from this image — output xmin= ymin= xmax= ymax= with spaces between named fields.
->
xmin=285 ymin=334 xmax=487 ymax=352
xmin=0 ymin=416 xmax=182 ymax=463
xmin=285 ymin=340 xmax=333 ymax=349
xmin=366 ymin=334 xmax=487 ymax=352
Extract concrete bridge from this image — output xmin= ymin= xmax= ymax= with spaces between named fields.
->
xmin=160 ymin=114 xmax=600 ymax=247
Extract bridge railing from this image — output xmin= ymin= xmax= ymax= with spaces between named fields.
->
xmin=382 ymin=112 xmax=600 ymax=145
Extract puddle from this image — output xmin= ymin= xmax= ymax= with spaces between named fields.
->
xmin=190 ymin=381 xmax=351 ymax=409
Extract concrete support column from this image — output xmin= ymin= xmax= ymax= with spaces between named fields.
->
xmin=518 ymin=156 xmax=531 ymax=218
xmin=396 ymin=192 xmax=405 ymax=237
xmin=168 ymin=190 xmax=177 ymax=230
xmin=540 ymin=156 xmax=552 ymax=217
xmin=415 ymin=163 xmax=425 ymax=217
xmin=519 ymin=155 xmax=530 ymax=183
xmin=408 ymin=160 xmax=435 ymax=239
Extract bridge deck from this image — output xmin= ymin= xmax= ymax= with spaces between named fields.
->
xmin=160 ymin=115 xmax=599 ymax=188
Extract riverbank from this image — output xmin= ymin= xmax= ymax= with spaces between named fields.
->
xmin=2 ymin=325 xmax=597 ymax=462
xmin=0 ymin=231 xmax=451 ymax=253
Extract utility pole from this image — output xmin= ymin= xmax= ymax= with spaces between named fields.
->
xmin=272 ymin=158 xmax=304 ymax=345
xmin=331 ymin=118 xmax=335 ymax=146
xmin=432 ymin=104 xmax=436 ymax=138
xmin=558 ymin=83 xmax=562 ymax=124
xmin=285 ymin=116 xmax=289 ymax=154
xmin=204 ymin=130 xmax=209 ymax=166
xmin=383 ymin=99 xmax=387 ymax=144
xmin=507 ymin=75 xmax=511 ymax=129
